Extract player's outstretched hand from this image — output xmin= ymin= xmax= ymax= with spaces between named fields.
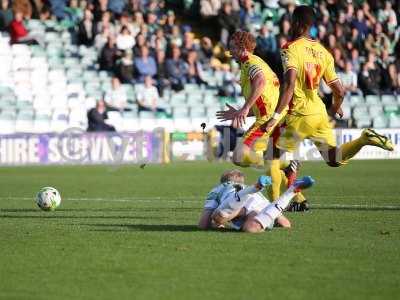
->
xmin=216 ymin=103 xmax=238 ymax=121
xmin=233 ymin=106 xmax=249 ymax=128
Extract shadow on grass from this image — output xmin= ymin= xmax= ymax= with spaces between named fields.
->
xmin=86 ymin=223 xmax=238 ymax=233
xmin=0 ymin=214 xmax=167 ymax=220
xmin=310 ymin=206 xmax=400 ymax=211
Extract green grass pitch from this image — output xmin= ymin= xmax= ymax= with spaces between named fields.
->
xmin=0 ymin=160 xmax=399 ymax=300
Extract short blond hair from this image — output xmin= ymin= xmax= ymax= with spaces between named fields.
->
xmin=220 ymin=169 xmax=245 ymax=184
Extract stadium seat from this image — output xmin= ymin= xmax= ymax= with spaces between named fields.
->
xmin=186 ymin=92 xmax=203 ymax=106
xmin=190 ymin=107 xmax=206 ymax=118
xmin=368 ymin=105 xmax=384 ymax=118
xmin=349 ymin=95 xmax=364 ymax=107
xmin=389 ymin=115 xmax=400 ymax=128
xmin=173 ymin=107 xmax=189 ymax=118
xmin=384 ymin=104 xmax=399 ymax=116
xmin=365 ymin=95 xmax=381 ymax=105
xmin=353 ymin=117 xmax=371 ymax=128
xmin=381 ymin=95 xmax=397 ymax=105
xmin=352 ymin=106 xmax=369 ymax=119
xmin=372 ymin=116 xmax=388 ymax=129
xmin=169 ymin=93 xmax=187 ymax=107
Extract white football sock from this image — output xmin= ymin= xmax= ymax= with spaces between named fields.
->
xmin=254 ymin=186 xmax=296 ymax=229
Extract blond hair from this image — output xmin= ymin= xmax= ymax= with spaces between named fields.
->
xmin=220 ymin=169 xmax=245 ymax=184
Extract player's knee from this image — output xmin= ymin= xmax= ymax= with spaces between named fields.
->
xmin=211 ymin=210 xmax=227 ymax=226
xmin=242 ymin=220 xmax=264 ymax=233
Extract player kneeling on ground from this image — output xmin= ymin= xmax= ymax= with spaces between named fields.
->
xmin=198 ymin=170 xmax=314 ymax=233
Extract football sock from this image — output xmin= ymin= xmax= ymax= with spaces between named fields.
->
xmin=294 ymin=192 xmax=306 ymax=203
xmin=265 ymin=159 xmax=282 ymax=201
xmin=339 ymin=137 xmax=365 ymax=162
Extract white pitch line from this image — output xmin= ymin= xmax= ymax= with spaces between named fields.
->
xmin=1 ymin=197 xmax=400 ymax=209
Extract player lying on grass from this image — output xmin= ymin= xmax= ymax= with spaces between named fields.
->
xmin=197 ymin=170 xmax=314 ymax=233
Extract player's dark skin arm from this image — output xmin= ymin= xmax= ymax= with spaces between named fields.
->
xmin=328 ymin=80 xmax=345 ymax=118
xmin=261 ymin=69 xmax=296 ymax=133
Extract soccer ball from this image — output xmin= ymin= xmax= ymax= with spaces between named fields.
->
xmin=36 ymin=187 xmax=62 ymax=211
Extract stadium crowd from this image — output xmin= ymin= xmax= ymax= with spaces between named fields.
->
xmin=0 ymin=0 xmax=400 ymax=124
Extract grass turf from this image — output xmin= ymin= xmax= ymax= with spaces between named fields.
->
xmin=0 ymin=160 xmax=399 ymax=300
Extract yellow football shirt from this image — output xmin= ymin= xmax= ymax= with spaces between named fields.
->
xmin=281 ymin=37 xmax=339 ymax=116
xmin=239 ymin=53 xmax=280 ymax=119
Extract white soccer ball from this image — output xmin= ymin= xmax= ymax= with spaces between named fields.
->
xmin=36 ymin=187 xmax=62 ymax=211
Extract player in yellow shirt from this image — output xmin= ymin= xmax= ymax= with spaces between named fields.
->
xmin=217 ymin=31 xmax=307 ymax=206
xmin=262 ymin=6 xmax=394 ymax=180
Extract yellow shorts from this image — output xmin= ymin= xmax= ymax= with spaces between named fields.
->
xmin=242 ymin=115 xmax=285 ymax=152
xmin=276 ymin=113 xmax=336 ymax=152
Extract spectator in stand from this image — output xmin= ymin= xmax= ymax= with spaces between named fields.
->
xmin=155 ymin=49 xmax=168 ymax=96
xmin=338 ymin=61 xmax=361 ymax=98
xmin=12 ymin=0 xmax=32 ymax=19
xmin=116 ymin=25 xmax=135 ymax=51
xmin=378 ymin=50 xmax=395 ymax=94
xmin=365 ymin=22 xmax=390 ymax=56
xmin=166 ymin=45 xmax=187 ymax=91
xmin=146 ymin=11 xmax=158 ymax=35
xmin=256 ymin=24 xmax=277 ymax=56
xmin=198 ymin=36 xmax=214 ymax=67
xmin=132 ymin=33 xmax=146 ymax=56
xmin=379 ymin=1 xmax=397 ymax=35
xmin=116 ymin=50 xmax=134 ymax=84
xmin=9 ymin=10 xmax=43 ymax=46
xmin=351 ymin=9 xmax=369 ymax=39
xmin=104 ymin=77 xmax=127 ymax=111
xmin=0 ymin=0 xmax=13 ymax=31
xmin=96 ymin=11 xmax=115 ymax=38
xmin=99 ymin=35 xmax=119 ymax=73
xmin=163 ymin=10 xmax=175 ymax=35
xmin=359 ymin=62 xmax=381 ymax=96
xmin=184 ymin=50 xmax=206 ymax=85
xmin=151 ymin=28 xmax=167 ymax=51
xmin=240 ymin=0 xmax=262 ymax=32
xmin=94 ymin=27 xmax=110 ymax=51
xmin=168 ymin=25 xmax=183 ymax=47
xmin=136 ymin=75 xmax=167 ymax=114
xmin=181 ymin=31 xmax=197 ymax=58
xmin=134 ymin=45 xmax=157 ymax=82
xmin=78 ymin=8 xmax=96 ymax=46
xmin=387 ymin=64 xmax=400 ymax=94
xmin=200 ymin=0 xmax=221 ymax=19
xmin=87 ymin=99 xmax=116 ymax=132
xmin=350 ymin=48 xmax=361 ymax=74
xmin=217 ymin=2 xmax=240 ymax=47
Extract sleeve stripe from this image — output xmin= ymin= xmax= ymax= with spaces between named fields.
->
xmin=249 ymin=68 xmax=263 ymax=80
xmin=248 ymin=65 xmax=263 ymax=77
xmin=326 ymin=78 xmax=340 ymax=85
